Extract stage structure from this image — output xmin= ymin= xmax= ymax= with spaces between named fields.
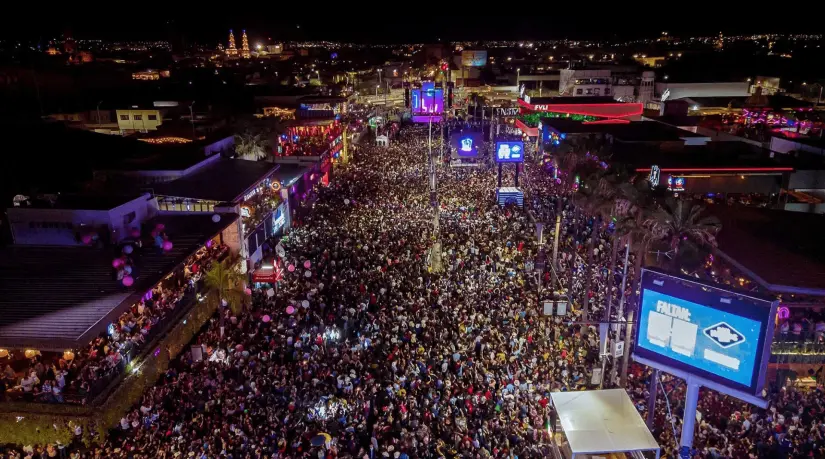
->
xmin=550 ymin=389 xmax=660 ymax=459
xmin=494 ymin=140 xmax=525 ymax=207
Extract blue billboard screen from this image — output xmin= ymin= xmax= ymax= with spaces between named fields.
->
xmin=495 ymin=141 xmax=524 ymax=163
xmin=634 ymin=269 xmax=776 ymax=394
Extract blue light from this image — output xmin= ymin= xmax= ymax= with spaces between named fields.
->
xmin=495 ymin=141 xmax=525 ymax=163
xmin=637 ymin=289 xmax=763 ymax=388
xmin=460 ymin=137 xmax=473 ymax=152
xmin=553 ymin=140 xmax=560 ymax=145
xmin=560 ymin=133 xmax=567 ymax=139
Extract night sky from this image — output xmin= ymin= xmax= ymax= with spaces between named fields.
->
xmin=3 ymin=12 xmax=823 ymax=43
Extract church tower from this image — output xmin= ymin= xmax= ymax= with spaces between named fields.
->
xmin=241 ymin=30 xmax=251 ymax=59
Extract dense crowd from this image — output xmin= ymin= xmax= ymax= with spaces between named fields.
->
xmin=0 ymin=243 xmax=229 ymax=405
xmin=4 ymin=124 xmax=825 ymax=459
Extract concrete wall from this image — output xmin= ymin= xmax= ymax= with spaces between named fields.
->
xmin=204 ymin=135 xmax=234 ymax=157
xmin=784 ymin=203 xmax=825 ymax=214
xmin=8 ymin=194 xmax=157 ymax=245
xmin=116 ymin=109 xmax=163 ymax=131
xmin=656 ymin=82 xmax=749 ymax=100
xmin=695 ymin=127 xmax=768 ymax=148
xmin=106 ymin=195 xmax=158 ymax=242
xmin=788 ymin=170 xmax=825 ymax=190
xmin=771 ymin=137 xmax=825 ymax=156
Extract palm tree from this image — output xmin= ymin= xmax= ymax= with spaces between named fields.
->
xmin=203 ymin=260 xmax=247 ymax=335
xmin=645 ymin=198 xmax=722 ymax=273
xmin=611 ymin=180 xmax=659 ymax=388
xmin=234 ymin=129 xmax=272 ymax=161
xmin=572 ymin=173 xmax=616 ymax=321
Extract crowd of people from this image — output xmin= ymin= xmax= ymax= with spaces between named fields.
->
xmin=0 ymin=242 xmax=229 ymax=405
xmin=4 ymin=123 xmax=825 ymax=459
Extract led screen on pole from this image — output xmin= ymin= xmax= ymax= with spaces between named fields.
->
xmin=495 ymin=141 xmax=525 ymax=163
xmin=411 ymin=88 xmax=444 ymax=116
xmin=634 ymin=268 xmax=776 ymax=395
xmin=450 ymin=132 xmax=483 ymax=158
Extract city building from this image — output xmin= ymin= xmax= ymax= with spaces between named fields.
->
xmin=515 ymin=96 xmax=645 ymax=136
xmin=8 ymin=194 xmax=157 ymax=246
xmin=151 ymin=159 xmax=306 ymax=268
xmin=116 ymin=107 xmax=163 ymax=132
xmin=1 ymin=196 xmax=240 ymax=351
xmin=558 ymin=66 xmax=652 ymax=102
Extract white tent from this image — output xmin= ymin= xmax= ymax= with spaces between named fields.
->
xmin=550 ymin=389 xmax=660 ymax=459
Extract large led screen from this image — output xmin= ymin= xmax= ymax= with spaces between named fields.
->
xmin=634 ymin=269 xmax=776 ymax=395
xmin=495 ymin=141 xmax=525 ymax=163
xmin=411 ymin=88 xmax=444 ymax=115
xmin=451 ymin=132 xmax=483 ymax=158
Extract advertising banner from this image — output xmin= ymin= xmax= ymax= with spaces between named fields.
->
xmin=461 ymin=50 xmax=488 ymax=67
xmin=450 ymin=131 xmax=483 ymax=158
xmin=634 ymin=268 xmax=776 ymax=395
xmin=495 ymin=141 xmax=525 ymax=163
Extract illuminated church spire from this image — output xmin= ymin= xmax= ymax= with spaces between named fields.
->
xmin=226 ymin=30 xmax=238 ymax=57
xmin=241 ymin=30 xmax=251 ymax=59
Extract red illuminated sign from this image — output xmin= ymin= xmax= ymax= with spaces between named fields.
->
xmin=518 ymin=98 xmax=643 ymax=119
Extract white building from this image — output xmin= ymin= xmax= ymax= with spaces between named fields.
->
xmin=8 ymin=194 xmax=158 ymax=246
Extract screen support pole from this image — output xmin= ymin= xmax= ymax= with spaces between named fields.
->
xmin=646 ymin=369 xmax=660 ymax=427
xmin=679 ymin=376 xmax=700 ymax=459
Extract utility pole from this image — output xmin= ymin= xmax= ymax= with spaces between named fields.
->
xmin=612 ymin=238 xmax=631 ymax=386
xmin=429 ymin=116 xmax=442 ymax=273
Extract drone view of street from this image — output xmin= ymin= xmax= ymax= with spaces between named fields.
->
xmin=0 ymin=14 xmax=825 ymax=459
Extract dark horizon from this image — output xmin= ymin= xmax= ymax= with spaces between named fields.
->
xmin=3 ymin=13 xmax=824 ymax=44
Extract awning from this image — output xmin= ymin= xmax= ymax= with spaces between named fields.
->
xmin=251 ymin=260 xmax=283 ymax=283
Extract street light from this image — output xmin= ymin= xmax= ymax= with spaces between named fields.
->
xmin=516 ymin=68 xmax=521 ymax=85
xmin=376 ymin=85 xmax=380 ymax=96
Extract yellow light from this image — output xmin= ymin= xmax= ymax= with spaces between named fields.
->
xmin=0 ymin=349 xmax=8 ymax=358
xmin=63 ymin=350 xmax=75 ymax=361
xmin=24 ymin=349 xmax=38 ymax=359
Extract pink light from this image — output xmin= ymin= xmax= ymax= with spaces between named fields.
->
xmin=635 ymin=167 xmax=794 ymax=173
xmin=583 ymin=119 xmax=631 ymax=125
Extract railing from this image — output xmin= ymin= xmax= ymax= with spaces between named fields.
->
xmin=3 ymin=280 xmax=204 ymax=405
xmin=771 ymin=332 xmax=825 ymax=364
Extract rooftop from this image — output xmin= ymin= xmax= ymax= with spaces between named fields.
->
xmin=550 ymin=389 xmax=659 ymax=456
xmin=152 ymin=158 xmax=280 ymax=202
xmin=271 ymin=163 xmax=312 ymax=187
xmin=12 ymin=194 xmax=144 ymax=211
xmin=712 ymin=206 xmax=825 ymax=294
xmin=680 ymin=95 xmax=814 ymax=110
xmin=0 ymin=213 xmax=238 ymax=350
xmin=615 ymin=141 xmax=798 ymax=171
xmin=0 ymin=122 xmax=220 ymax=200
xmin=541 ymin=119 xmax=707 ymax=142
xmin=526 ymin=96 xmax=617 ymax=105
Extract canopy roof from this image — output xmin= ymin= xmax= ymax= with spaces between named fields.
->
xmin=550 ymin=389 xmax=660 ymax=456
